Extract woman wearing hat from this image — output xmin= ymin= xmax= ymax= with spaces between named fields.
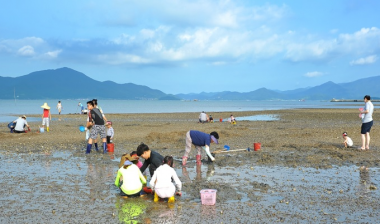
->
xmin=41 ymin=102 xmax=51 ymax=132
xmin=115 ymin=154 xmax=147 ymax=198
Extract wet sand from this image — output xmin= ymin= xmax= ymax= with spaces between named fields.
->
xmin=0 ymin=109 xmax=379 ymax=223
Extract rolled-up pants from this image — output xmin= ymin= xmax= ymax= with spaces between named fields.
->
xmin=184 ymin=131 xmax=202 ymax=157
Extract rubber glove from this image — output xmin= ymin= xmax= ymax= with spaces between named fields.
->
xmin=202 ymin=146 xmax=215 ymax=161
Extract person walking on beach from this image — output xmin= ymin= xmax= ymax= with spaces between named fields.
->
xmin=57 ymin=101 xmax=62 ymax=115
xmin=41 ymin=103 xmax=51 ymax=132
xmin=13 ymin=115 xmax=30 ymax=133
xmin=182 ymin=130 xmax=219 ymax=166
xmin=85 ymin=100 xmax=107 ymax=154
xmin=78 ymin=102 xmax=84 ymax=114
xmin=359 ymin=95 xmax=374 ymax=150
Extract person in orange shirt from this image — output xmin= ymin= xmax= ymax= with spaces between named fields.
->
xmin=41 ymin=102 xmax=52 ymax=132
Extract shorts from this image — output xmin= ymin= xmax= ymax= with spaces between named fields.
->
xmin=107 ymin=136 xmax=112 ymax=144
xmin=90 ymin=125 xmax=106 ymax=139
xmin=361 ymin=120 xmax=373 ymax=134
xmin=42 ymin=117 xmax=49 ymax=127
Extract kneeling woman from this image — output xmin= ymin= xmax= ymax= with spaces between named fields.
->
xmin=150 ymin=156 xmax=182 ymax=202
xmin=115 ymin=160 xmax=147 ymax=198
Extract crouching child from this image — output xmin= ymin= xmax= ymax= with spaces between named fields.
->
xmin=150 ymin=156 xmax=182 ymax=203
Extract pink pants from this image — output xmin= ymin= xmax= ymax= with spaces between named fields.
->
xmin=184 ymin=131 xmax=202 ymax=157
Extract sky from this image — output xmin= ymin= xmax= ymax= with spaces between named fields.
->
xmin=1 ymin=0 xmax=379 ymax=94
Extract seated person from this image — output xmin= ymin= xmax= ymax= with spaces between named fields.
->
xmin=209 ymin=115 xmax=214 ymax=123
xmin=150 ymin=156 xmax=182 ymax=203
xmin=115 ymin=159 xmax=147 ymax=198
xmin=13 ymin=115 xmax=30 ymax=133
xmin=199 ymin=111 xmax=208 ymax=123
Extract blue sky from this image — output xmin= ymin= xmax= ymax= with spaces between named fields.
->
xmin=1 ymin=0 xmax=379 ymax=94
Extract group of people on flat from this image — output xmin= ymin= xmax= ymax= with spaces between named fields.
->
xmin=199 ymin=111 xmax=236 ymax=124
xmin=8 ymin=102 xmax=52 ymax=133
xmin=114 ymin=130 xmax=219 ymax=203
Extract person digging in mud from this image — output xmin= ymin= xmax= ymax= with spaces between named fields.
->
xmin=136 ymin=143 xmax=164 ymax=193
xmin=150 ymin=156 xmax=182 ymax=203
xmin=342 ymin=132 xmax=353 ymax=148
xmin=115 ymin=159 xmax=147 ymax=198
xmin=182 ymin=130 xmax=219 ymax=166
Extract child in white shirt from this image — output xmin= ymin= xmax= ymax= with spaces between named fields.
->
xmin=106 ymin=121 xmax=114 ymax=143
xmin=342 ymin=132 xmax=353 ymax=148
xmin=150 ymin=156 xmax=182 ymax=203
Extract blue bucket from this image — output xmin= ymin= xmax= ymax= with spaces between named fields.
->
xmin=224 ymin=145 xmax=230 ymax=151
xmin=79 ymin=126 xmax=85 ymax=132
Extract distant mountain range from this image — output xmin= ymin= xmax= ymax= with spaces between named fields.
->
xmin=0 ymin=67 xmax=379 ymax=100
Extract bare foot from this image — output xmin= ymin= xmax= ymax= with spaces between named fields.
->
xmin=358 ymin=147 xmax=366 ymax=151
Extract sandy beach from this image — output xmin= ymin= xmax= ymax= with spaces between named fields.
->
xmin=0 ymin=108 xmax=379 ymax=223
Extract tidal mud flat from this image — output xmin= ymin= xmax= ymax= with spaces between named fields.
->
xmin=0 ymin=109 xmax=379 ymax=223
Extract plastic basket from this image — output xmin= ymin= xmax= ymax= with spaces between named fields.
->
xmin=200 ymin=189 xmax=217 ymax=205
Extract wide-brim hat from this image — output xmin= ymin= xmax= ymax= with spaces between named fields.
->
xmin=41 ymin=102 xmax=51 ymax=109
xmin=125 ymin=154 xmax=137 ymax=162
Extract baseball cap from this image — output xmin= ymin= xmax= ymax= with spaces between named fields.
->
xmin=342 ymin=132 xmax=348 ymax=136
xmin=106 ymin=121 xmax=112 ymax=125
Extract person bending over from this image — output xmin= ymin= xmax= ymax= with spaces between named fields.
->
xmin=182 ymin=130 xmax=219 ymax=166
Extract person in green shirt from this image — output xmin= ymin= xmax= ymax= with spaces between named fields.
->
xmin=115 ymin=160 xmax=147 ymax=198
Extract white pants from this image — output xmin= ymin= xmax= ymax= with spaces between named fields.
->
xmin=42 ymin=118 xmax=49 ymax=127
xmin=156 ymin=185 xmax=175 ymax=198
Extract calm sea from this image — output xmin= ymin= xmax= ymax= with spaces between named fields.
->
xmin=0 ymin=99 xmax=362 ymax=122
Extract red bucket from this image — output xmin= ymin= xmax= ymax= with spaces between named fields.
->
xmin=107 ymin=143 xmax=114 ymax=152
xmin=254 ymin=142 xmax=261 ymax=151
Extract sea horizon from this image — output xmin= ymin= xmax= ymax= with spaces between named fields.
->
xmin=0 ymin=99 xmax=364 ymax=123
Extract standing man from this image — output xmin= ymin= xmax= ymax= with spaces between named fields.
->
xmin=14 ymin=115 xmax=30 ymax=133
xmin=182 ymin=130 xmax=219 ymax=166
xmin=86 ymin=100 xmax=107 ymax=154
xmin=41 ymin=102 xmax=51 ymax=132
xmin=359 ymin=95 xmax=374 ymax=150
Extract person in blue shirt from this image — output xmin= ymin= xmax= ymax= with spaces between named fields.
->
xmin=182 ymin=130 xmax=219 ymax=166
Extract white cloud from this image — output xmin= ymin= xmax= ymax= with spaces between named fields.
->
xmin=285 ymin=27 xmax=380 ymax=62
xmin=96 ymin=53 xmax=151 ymax=65
xmin=44 ymin=50 xmax=62 ymax=59
xmin=0 ymin=37 xmax=61 ymax=60
xmin=350 ymin=55 xmax=378 ymax=65
xmin=18 ymin=45 xmax=35 ymax=56
xmin=304 ymin=71 xmax=324 ymax=77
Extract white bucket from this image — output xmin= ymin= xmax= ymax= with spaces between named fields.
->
xmin=39 ymin=127 xmax=44 ymax=133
